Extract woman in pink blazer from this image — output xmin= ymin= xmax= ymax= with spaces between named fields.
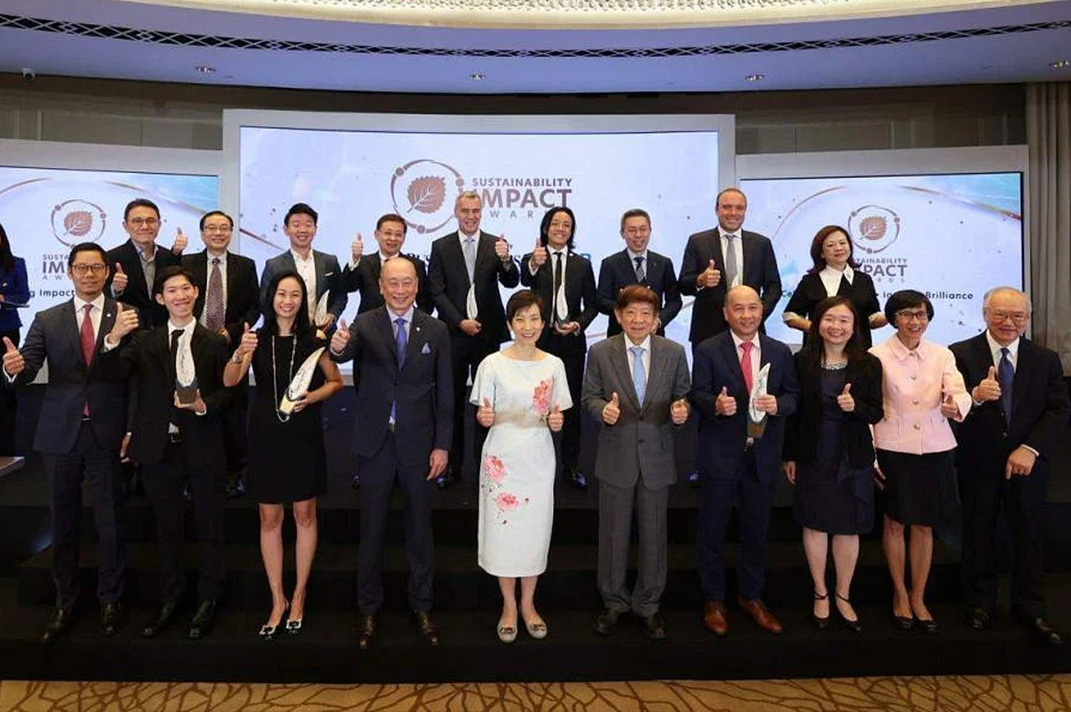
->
xmin=870 ymin=290 xmax=970 ymax=634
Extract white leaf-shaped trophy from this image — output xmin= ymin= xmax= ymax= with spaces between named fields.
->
xmin=278 ymin=346 xmax=326 ymax=417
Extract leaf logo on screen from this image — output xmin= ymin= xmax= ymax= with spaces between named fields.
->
xmin=51 ymin=200 xmax=107 ymax=246
xmin=390 ymin=159 xmax=464 ymax=234
xmin=848 ymin=205 xmax=901 ymax=254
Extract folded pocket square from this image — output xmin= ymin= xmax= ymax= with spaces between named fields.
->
xmin=421 ymin=343 xmax=432 ymax=354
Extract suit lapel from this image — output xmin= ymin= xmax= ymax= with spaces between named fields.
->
xmin=607 ymin=335 xmax=641 ymax=410
xmin=125 ymin=242 xmax=149 ymax=300
xmin=377 ymin=308 xmax=398 ymax=365
xmin=369 ymin=254 xmax=382 ymax=286
xmin=642 ymin=338 xmax=668 ymax=411
xmin=721 ymin=334 xmax=747 ymax=394
xmin=224 ymin=253 xmax=241 ymax=320
xmin=313 ymin=251 xmax=328 ymax=300
xmin=1011 ymin=338 xmax=1033 ymax=420
xmin=91 ymin=299 xmax=119 ymax=370
xmin=406 ymin=311 xmax=425 ymax=366
xmin=447 ymin=233 xmax=471 ymax=287
xmin=742 ymin=233 xmax=757 ymax=283
xmin=710 ymin=229 xmax=726 ymax=268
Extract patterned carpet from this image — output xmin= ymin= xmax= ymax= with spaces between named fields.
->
xmin=1 ymin=676 xmax=1069 ymax=712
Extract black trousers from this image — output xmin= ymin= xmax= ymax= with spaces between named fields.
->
xmin=448 ymin=333 xmax=497 ymax=476
xmin=141 ymin=440 xmax=226 ymax=603
xmin=357 ymin=431 xmax=434 ymax=615
xmin=44 ymin=420 xmax=126 ymax=608
xmin=538 ymin=330 xmax=585 ymax=472
xmin=959 ymin=462 xmax=1049 ymax=617
xmin=0 ymin=328 xmax=19 ymax=455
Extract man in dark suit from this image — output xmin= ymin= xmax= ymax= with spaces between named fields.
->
xmin=183 ymin=210 xmax=260 ymax=498
xmin=520 ymin=207 xmax=597 ymax=488
xmin=950 ymin=286 xmax=1070 ymax=644
xmin=105 ymin=198 xmax=186 ymax=330
xmin=582 ymin=285 xmax=691 ymax=639
xmin=2 ymin=242 xmax=137 ymax=642
xmin=341 ymin=213 xmax=434 ymax=315
xmin=259 ymin=203 xmax=347 ymax=332
xmin=690 ymin=285 xmax=798 ymax=637
xmin=597 ymin=208 xmax=682 ymax=337
xmin=427 ymin=190 xmax=519 ymax=488
xmin=678 ymin=188 xmax=782 ymax=351
xmin=109 ymin=265 xmax=231 ymax=641
xmin=329 ymin=257 xmax=452 ymax=649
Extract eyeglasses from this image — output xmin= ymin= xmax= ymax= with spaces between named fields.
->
xmin=127 ymin=217 xmax=159 ymax=228
xmin=896 ymin=309 xmax=930 ymax=323
xmin=71 ymin=264 xmax=107 ymax=275
xmin=203 ymin=224 xmax=232 ymax=233
xmin=623 ymin=227 xmax=651 ymax=236
xmin=987 ymin=309 xmax=1030 ymax=324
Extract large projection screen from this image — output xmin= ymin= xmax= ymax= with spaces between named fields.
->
xmin=738 ymin=146 xmax=1028 ymax=348
xmin=223 ymin=111 xmax=734 ymax=349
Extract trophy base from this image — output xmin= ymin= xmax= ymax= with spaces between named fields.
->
xmin=175 ymin=379 xmax=198 ymax=406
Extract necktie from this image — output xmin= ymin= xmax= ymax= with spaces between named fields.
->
xmin=170 ymin=328 xmax=183 ymax=382
xmin=80 ymin=304 xmax=95 ymax=415
xmin=553 ymin=252 xmax=567 ymax=322
xmin=634 ymin=256 xmax=646 ymax=283
xmin=724 ymin=234 xmax=739 ymax=287
xmin=463 ymin=238 xmax=476 ymax=282
xmin=740 ymin=340 xmax=754 ymax=393
xmin=391 ymin=317 xmax=407 ymax=424
xmin=999 ymin=347 xmax=1014 ymax=426
xmin=205 ymin=257 xmax=224 ymax=333
xmin=631 ymin=345 xmax=646 ymax=405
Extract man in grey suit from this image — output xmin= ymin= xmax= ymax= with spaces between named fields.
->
xmin=2 ymin=242 xmax=140 ymax=642
xmin=582 ymin=285 xmax=691 ymax=639
xmin=259 ymin=203 xmax=347 ymax=331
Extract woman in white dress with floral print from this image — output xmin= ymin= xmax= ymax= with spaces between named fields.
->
xmin=470 ymin=289 xmax=571 ymax=643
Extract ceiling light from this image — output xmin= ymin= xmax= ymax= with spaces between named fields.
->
xmin=745 ymin=74 xmax=765 ymax=82
xmin=1050 ymin=60 xmax=1071 ymax=69
xmin=195 ymin=65 xmax=216 ymax=74
xmin=469 ymin=73 xmax=486 ymax=81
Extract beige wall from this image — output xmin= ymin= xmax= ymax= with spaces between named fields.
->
xmin=0 ymin=75 xmax=1025 ymax=154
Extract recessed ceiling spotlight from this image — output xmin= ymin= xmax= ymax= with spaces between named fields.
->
xmin=195 ymin=65 xmax=216 ymax=74
xmin=1050 ymin=59 xmax=1071 ymax=69
xmin=469 ymin=73 xmax=486 ymax=81
xmin=745 ymin=73 xmax=765 ymax=82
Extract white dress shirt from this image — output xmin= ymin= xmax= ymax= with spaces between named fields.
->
xmin=290 ymin=249 xmax=317 ymax=322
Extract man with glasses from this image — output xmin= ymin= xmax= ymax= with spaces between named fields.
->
xmin=950 ymin=286 xmax=1070 ymax=644
xmin=183 ymin=211 xmax=261 ymax=498
xmin=2 ymin=243 xmax=139 ymax=642
xmin=106 ymin=198 xmax=187 ymax=330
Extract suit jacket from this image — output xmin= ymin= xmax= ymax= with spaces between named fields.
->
xmin=0 ymin=257 xmax=30 ymax=331
xmin=581 ymin=334 xmax=691 ymax=489
xmin=104 ymin=240 xmax=181 ymax=330
xmin=783 ymin=270 xmax=882 ymax=349
xmin=950 ymin=333 xmax=1070 ymax=474
xmin=183 ymin=250 xmax=261 ymax=345
xmin=520 ymin=249 xmax=598 ymax=345
xmin=4 ymin=297 xmax=128 ymax=454
xmin=427 ymin=230 xmax=520 ymax=343
xmin=340 ymin=252 xmax=434 ymax=316
xmin=114 ymin=323 xmax=231 ymax=466
xmin=259 ymin=249 xmax=347 ymax=322
xmin=597 ymin=249 xmax=682 ymax=337
xmin=678 ymin=228 xmax=782 ymax=344
xmin=783 ymin=350 xmax=884 ymax=468
xmin=331 ymin=307 xmax=453 ymax=466
xmin=690 ymin=331 xmax=799 ymax=483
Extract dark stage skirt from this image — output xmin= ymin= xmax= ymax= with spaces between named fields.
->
xmin=876 ymin=449 xmax=954 ymax=527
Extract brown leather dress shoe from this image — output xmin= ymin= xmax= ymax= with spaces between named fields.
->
xmin=357 ymin=614 xmax=376 ymax=649
xmin=703 ymin=601 xmax=728 ymax=637
xmin=737 ymin=596 xmax=783 ymax=634
xmin=411 ymin=610 xmax=440 ymax=646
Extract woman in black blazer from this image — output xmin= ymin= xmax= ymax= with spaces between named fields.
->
xmin=783 ymin=225 xmax=886 ymax=348
xmin=783 ymin=296 xmax=884 ymax=634
xmin=0 ymin=222 xmax=30 ymax=455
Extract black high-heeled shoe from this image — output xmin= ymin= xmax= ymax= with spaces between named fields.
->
xmin=259 ymin=601 xmax=290 ymax=641
xmin=835 ymin=593 xmax=865 ymax=634
xmin=811 ymin=590 xmax=830 ymax=630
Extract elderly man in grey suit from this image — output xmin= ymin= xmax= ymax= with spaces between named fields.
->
xmin=582 ymin=285 xmax=691 ymax=639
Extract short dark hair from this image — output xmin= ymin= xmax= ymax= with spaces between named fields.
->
xmin=807 ymin=225 xmax=860 ymax=274
xmin=260 ymin=270 xmax=312 ymax=339
xmin=67 ymin=242 xmax=107 ymax=268
xmin=506 ymin=289 xmax=544 ymax=322
xmin=538 ymin=207 xmax=576 ymax=250
xmin=615 ymin=284 xmax=660 ymax=312
xmin=199 ymin=210 xmax=234 ymax=231
xmin=715 ymin=187 xmax=747 ymax=209
xmin=619 ymin=208 xmax=651 ymax=232
xmin=884 ymin=289 xmax=934 ymax=325
xmin=123 ymin=198 xmax=160 ymax=222
xmin=376 ymin=213 xmax=407 ymax=234
xmin=153 ymin=265 xmax=196 ymax=297
xmin=284 ymin=203 xmax=318 ymax=226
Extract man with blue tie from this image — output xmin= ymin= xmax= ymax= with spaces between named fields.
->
xmin=950 ymin=287 xmax=1070 ymax=644
xmin=330 ymin=256 xmax=453 ymax=649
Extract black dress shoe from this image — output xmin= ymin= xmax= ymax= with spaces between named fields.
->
xmin=41 ymin=606 xmax=76 ymax=643
xmin=640 ymin=612 xmax=666 ymax=640
xmin=411 ymin=610 xmax=440 ymax=646
xmin=834 ymin=594 xmax=864 ymax=635
xmin=101 ymin=602 xmax=122 ymax=637
xmin=350 ymin=473 xmax=361 ymax=490
xmin=142 ymin=599 xmax=180 ymax=638
xmin=811 ymin=591 xmax=830 ymax=630
xmin=1020 ymin=615 xmax=1064 ymax=645
xmin=566 ymin=467 xmax=588 ymax=490
xmin=891 ymin=611 xmax=915 ymax=631
xmin=435 ymin=469 xmax=457 ymax=491
xmin=594 ymin=608 xmax=621 ymax=635
xmin=187 ymin=600 xmax=217 ymax=640
xmin=915 ymin=617 xmax=941 ymax=634
xmin=357 ymin=614 xmax=376 ymax=649
xmin=966 ymin=606 xmax=992 ymax=632
xmin=686 ymin=471 xmax=700 ymax=488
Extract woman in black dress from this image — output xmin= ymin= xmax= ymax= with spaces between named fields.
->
xmin=783 ymin=225 xmax=886 ymax=348
xmin=224 ymin=271 xmax=342 ymax=638
xmin=783 ymin=296 xmax=884 ymax=633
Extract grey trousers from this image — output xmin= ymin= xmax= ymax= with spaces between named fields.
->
xmin=597 ymin=478 xmax=669 ymax=617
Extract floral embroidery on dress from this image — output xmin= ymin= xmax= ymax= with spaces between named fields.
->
xmin=532 ymin=377 xmax=553 ymax=417
xmin=482 ymin=454 xmax=507 ymax=483
xmin=495 ymin=492 xmax=519 ymax=512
